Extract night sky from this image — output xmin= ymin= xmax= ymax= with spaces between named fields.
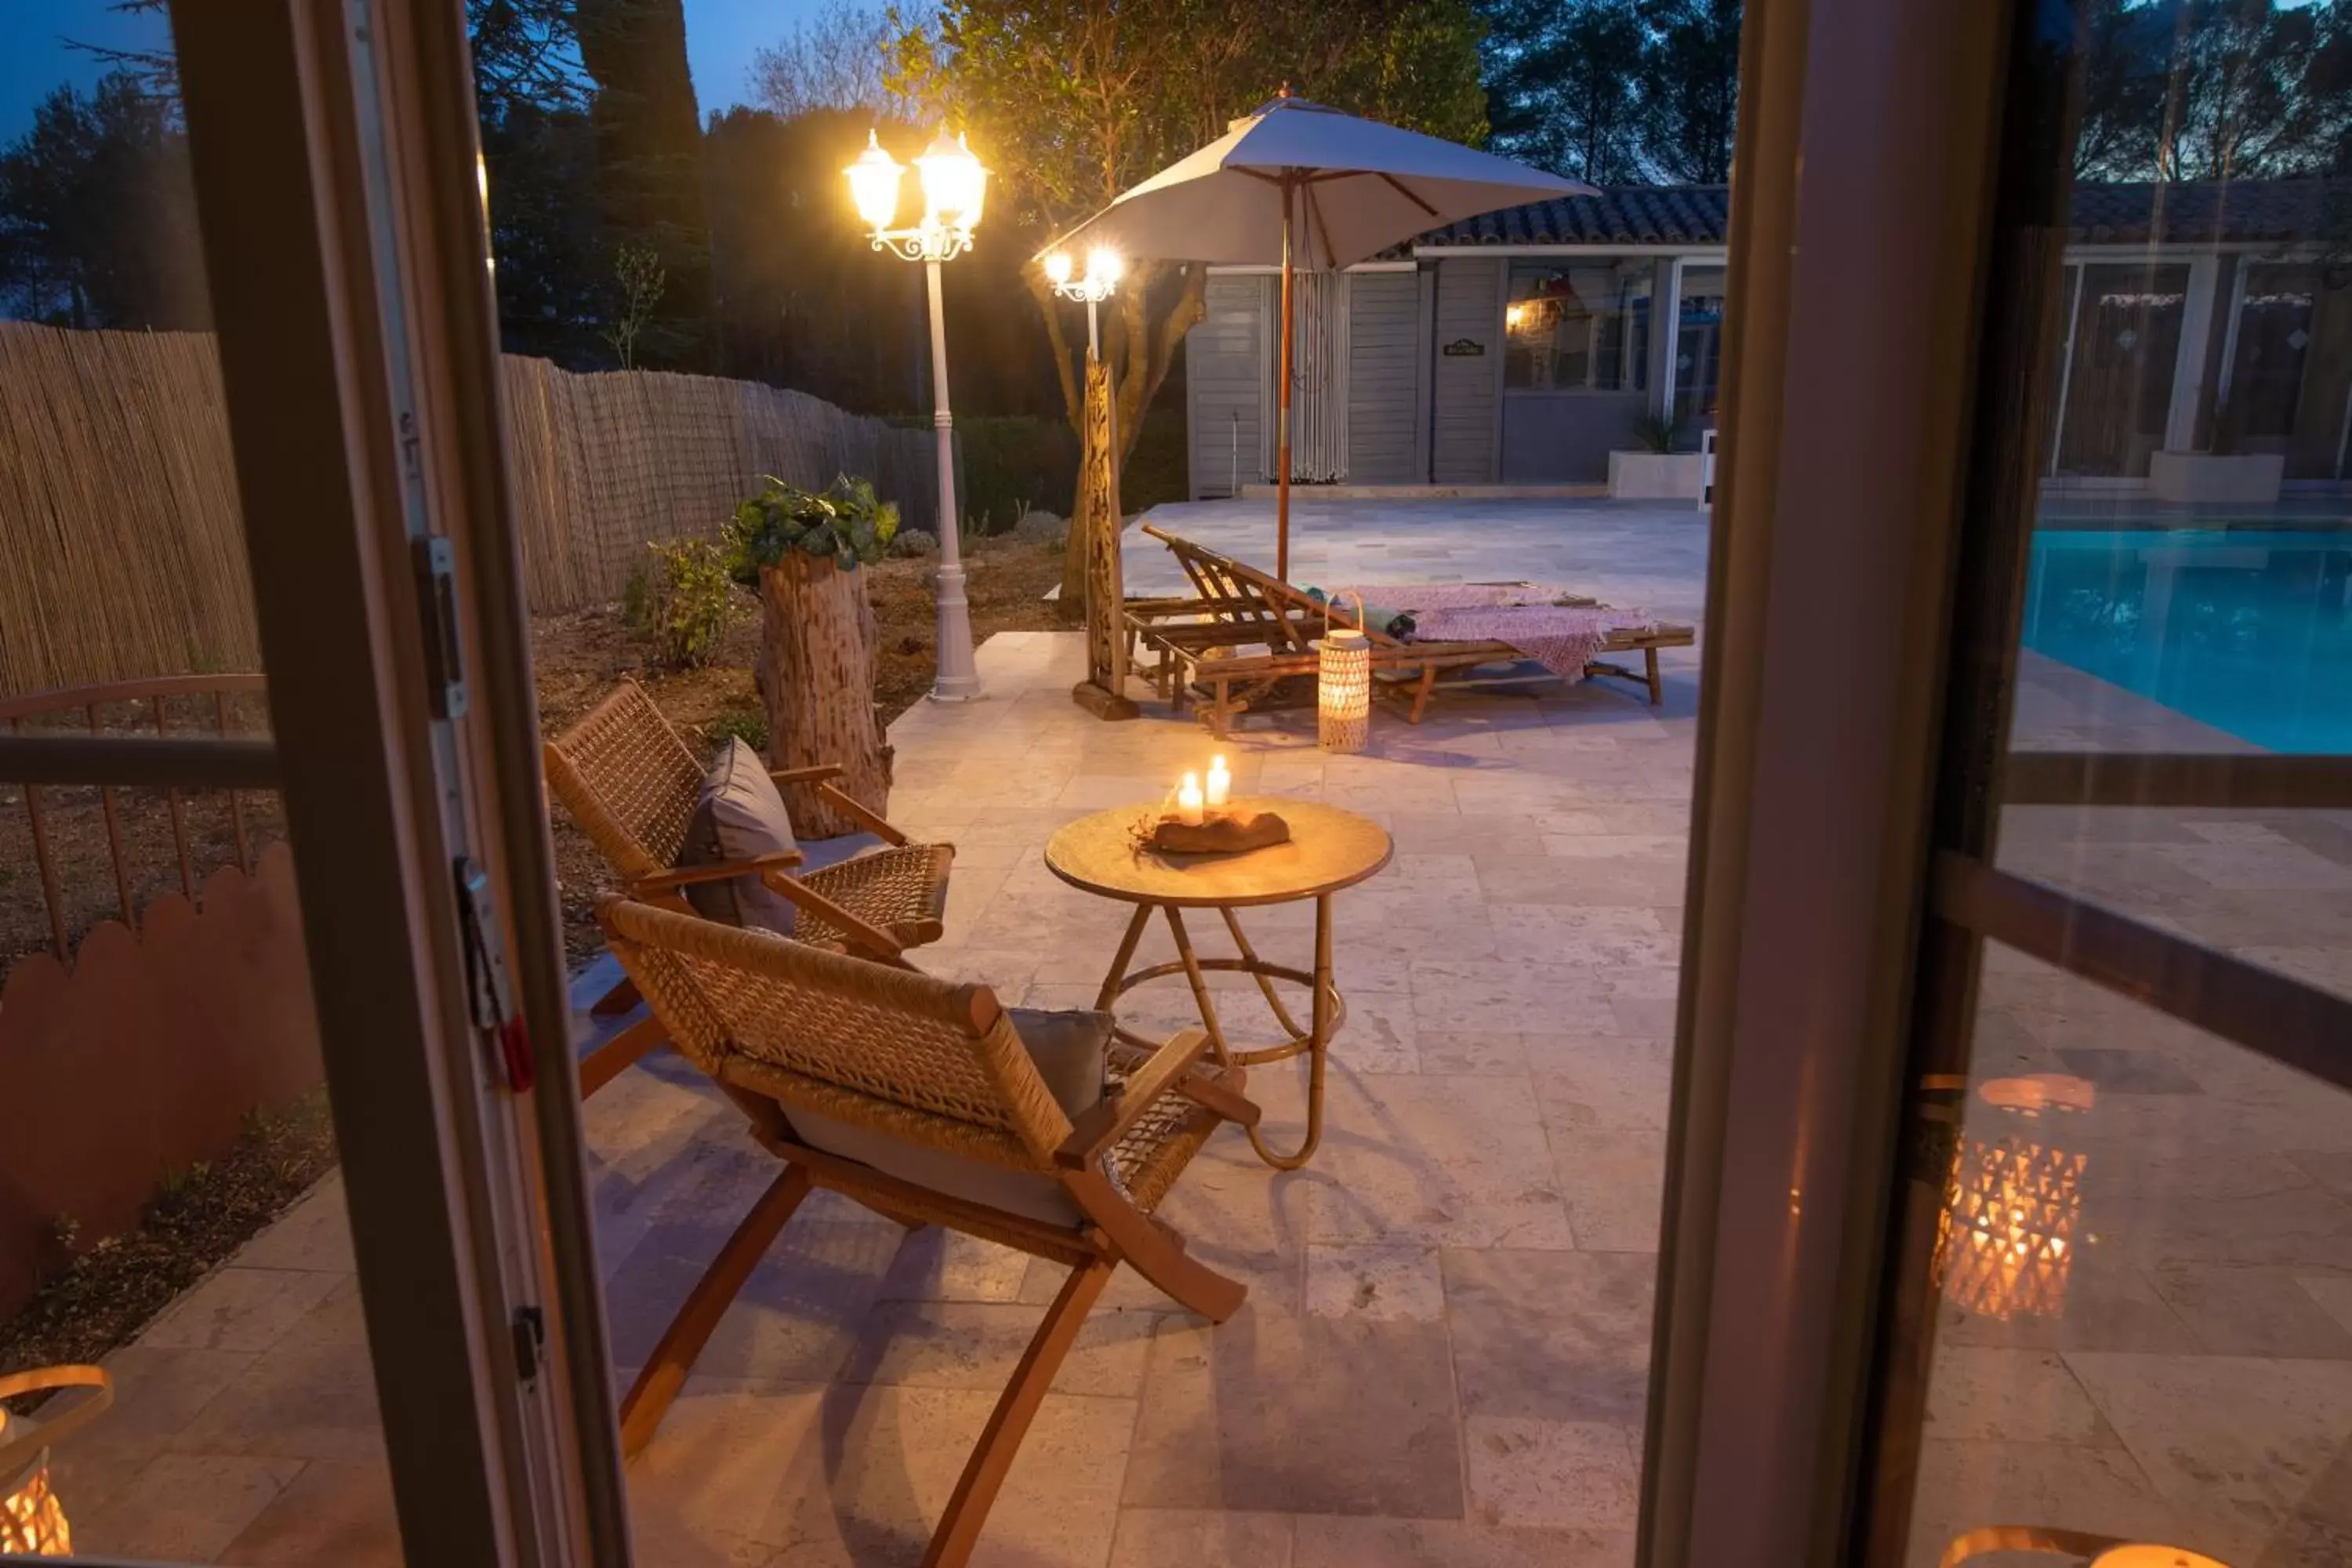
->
xmin=0 ymin=0 xmax=838 ymax=140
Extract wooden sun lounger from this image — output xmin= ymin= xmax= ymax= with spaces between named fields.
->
xmin=1132 ymin=525 xmax=1695 ymax=736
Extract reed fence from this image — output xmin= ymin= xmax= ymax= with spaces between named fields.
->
xmin=0 ymin=321 xmax=945 ymax=694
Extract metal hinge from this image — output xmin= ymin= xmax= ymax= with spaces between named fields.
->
xmin=412 ymin=535 xmax=469 ymax=720
xmin=511 ymin=1305 xmax=545 ymax=1387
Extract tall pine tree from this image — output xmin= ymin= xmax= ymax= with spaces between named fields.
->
xmin=574 ymin=0 xmax=717 ymax=370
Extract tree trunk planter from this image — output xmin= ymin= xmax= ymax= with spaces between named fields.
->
xmin=755 ymin=554 xmax=892 ymax=837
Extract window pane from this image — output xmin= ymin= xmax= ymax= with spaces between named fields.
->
xmin=1504 ymin=259 xmax=1651 ymax=392
xmin=2050 ymin=263 xmax=2190 ymax=480
xmin=1907 ymin=948 xmax=2352 ymax=1566
xmin=1672 ymin=264 xmax=1726 ymax=428
xmin=0 ymin=5 xmax=397 ymax=1560
xmin=1893 ymin=0 xmax=2352 ymax=1561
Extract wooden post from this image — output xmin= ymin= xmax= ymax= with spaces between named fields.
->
xmin=757 ymin=553 xmax=893 ymax=837
xmin=1072 ymin=352 xmax=1139 ymax=720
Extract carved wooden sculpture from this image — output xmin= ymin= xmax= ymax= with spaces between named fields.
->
xmin=1070 ymin=352 xmax=1138 ymax=720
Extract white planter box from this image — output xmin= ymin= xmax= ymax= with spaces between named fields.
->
xmin=2147 ymin=451 xmax=2285 ymax=505
xmin=1608 ymin=451 xmax=1704 ymax=499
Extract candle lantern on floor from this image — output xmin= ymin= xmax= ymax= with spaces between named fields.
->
xmin=1940 ymin=1527 xmax=2232 ymax=1566
xmin=1934 ymin=1077 xmax=2092 ymax=1323
xmin=1318 ymin=591 xmax=1371 ymax=753
xmin=0 ymin=1366 xmax=112 ymax=1557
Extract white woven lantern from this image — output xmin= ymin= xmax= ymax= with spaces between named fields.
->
xmin=1933 ymin=1079 xmax=2092 ymax=1323
xmin=1318 ymin=593 xmax=1371 ymax=753
xmin=0 ymin=1366 xmax=111 ymax=1557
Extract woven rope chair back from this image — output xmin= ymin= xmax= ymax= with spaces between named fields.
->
xmin=600 ymin=898 xmax=1073 ymax=1170
xmin=545 ymin=681 xmax=705 ymax=881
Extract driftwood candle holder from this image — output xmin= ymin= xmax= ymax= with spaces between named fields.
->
xmin=1142 ymin=808 xmax=1292 ymax=856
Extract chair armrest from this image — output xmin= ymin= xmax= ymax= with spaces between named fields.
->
xmin=630 ymin=848 xmax=805 ymax=894
xmin=812 ymin=782 xmax=910 ymax=846
xmin=1054 ymin=1029 xmax=1213 ymax=1170
xmin=769 ymin=763 xmax=844 ymax=785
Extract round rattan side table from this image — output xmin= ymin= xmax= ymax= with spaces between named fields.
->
xmin=1045 ymin=797 xmax=1392 ymax=1170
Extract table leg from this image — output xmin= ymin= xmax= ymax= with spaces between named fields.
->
xmin=1161 ymin=906 xmax=1233 ymax=1065
xmin=1218 ymin=906 xmax=1309 ymax=1040
xmin=1244 ymin=893 xmax=1334 ymax=1171
xmin=1094 ymin=903 xmax=1154 ymax=1012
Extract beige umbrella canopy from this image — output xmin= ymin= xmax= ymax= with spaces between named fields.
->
xmin=1048 ymin=93 xmax=1592 ymax=576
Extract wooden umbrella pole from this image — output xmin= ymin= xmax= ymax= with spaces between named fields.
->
xmin=1277 ymin=173 xmax=1295 ymax=582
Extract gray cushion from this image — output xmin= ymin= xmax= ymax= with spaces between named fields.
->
xmin=775 ymin=1007 xmax=1115 ymax=1229
xmin=1006 ymin=1007 xmax=1114 ymax=1119
xmin=680 ymin=737 xmax=799 ymax=935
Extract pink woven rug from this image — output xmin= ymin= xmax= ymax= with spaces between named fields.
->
xmin=1332 ymin=582 xmax=1577 ymax=612
xmin=1407 ymin=604 xmax=1657 ymax=677
xmin=1333 ymin=583 xmax=1657 ymax=677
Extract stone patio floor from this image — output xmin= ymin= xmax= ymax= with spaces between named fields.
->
xmin=1122 ymin=497 xmax=1711 ymax=631
xmin=38 ymin=499 xmax=2352 ymax=1566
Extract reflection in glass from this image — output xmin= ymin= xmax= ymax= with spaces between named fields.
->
xmin=1907 ymin=953 xmax=2352 ymax=1566
xmin=2049 ymin=263 xmax=2189 ymax=480
xmin=1504 ymin=258 xmax=1650 ymax=390
xmin=1936 ymin=1078 xmax=2092 ymax=1323
xmin=1673 ymin=263 xmax=1725 ymax=426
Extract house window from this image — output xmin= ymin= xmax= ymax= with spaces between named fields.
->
xmin=1673 ymin=264 xmax=1727 ymax=424
xmin=1504 ymin=260 xmax=1650 ymax=392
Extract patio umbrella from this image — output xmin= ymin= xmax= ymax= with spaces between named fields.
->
xmin=1046 ymin=92 xmax=1592 ymax=578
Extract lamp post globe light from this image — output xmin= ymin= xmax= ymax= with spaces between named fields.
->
xmin=844 ymin=129 xmax=988 ymax=702
xmin=1044 ymin=245 xmax=1122 ymax=360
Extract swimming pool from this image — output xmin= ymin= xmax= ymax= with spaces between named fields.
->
xmin=2021 ymin=528 xmax=2352 ymax=754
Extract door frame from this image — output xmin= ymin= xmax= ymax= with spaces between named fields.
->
xmin=1643 ymin=0 xmax=2352 ymax=1563
xmin=1638 ymin=0 xmax=2018 ymax=1561
xmin=165 ymin=2 xmax=627 ymax=1560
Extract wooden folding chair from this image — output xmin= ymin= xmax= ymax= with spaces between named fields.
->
xmin=1138 ymin=526 xmax=1696 ymax=731
xmin=597 ymin=896 xmax=1261 ymax=1567
xmin=545 ymin=679 xmax=955 ymax=1094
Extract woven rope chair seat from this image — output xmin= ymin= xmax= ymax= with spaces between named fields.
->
xmin=1105 ymin=1042 xmax=1226 ymax=1213
xmin=796 ymin=843 xmax=954 ymax=949
xmin=547 ymin=681 xmax=704 ymax=879
xmin=595 ymin=895 xmax=1257 ymax=1563
xmin=545 ymin=678 xmax=954 ymax=965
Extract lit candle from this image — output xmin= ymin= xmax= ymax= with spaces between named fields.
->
xmin=1175 ymin=771 xmax=1204 ymax=826
xmin=1204 ymin=755 xmax=1231 ymax=811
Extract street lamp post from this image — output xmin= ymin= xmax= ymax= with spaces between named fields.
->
xmin=847 ymin=129 xmax=988 ymax=702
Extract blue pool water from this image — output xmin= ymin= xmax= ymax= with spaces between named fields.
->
xmin=2021 ymin=528 xmax=2352 ymax=754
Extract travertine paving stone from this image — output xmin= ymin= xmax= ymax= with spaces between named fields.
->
xmin=49 ymin=498 xmax=2352 ymax=1565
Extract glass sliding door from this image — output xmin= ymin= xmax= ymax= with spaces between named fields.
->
xmin=1854 ymin=1 xmax=2352 ymax=1563
xmin=0 ymin=3 xmax=622 ymax=1562
xmin=1671 ymin=264 xmax=1726 ymax=431
xmin=2220 ymin=261 xmax=2352 ymax=481
xmin=2050 ymin=262 xmax=2190 ymax=480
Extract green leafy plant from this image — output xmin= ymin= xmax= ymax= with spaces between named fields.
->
xmin=626 ymin=537 xmax=739 ymax=670
xmin=724 ymin=472 xmax=900 ymax=580
xmin=704 ymin=704 xmax=768 ymax=752
xmin=1632 ymin=411 xmax=1685 ymax=455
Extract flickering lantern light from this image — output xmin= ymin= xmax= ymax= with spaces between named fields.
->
xmin=1943 ymin=1530 xmax=2233 ymax=1566
xmin=0 ymin=1366 xmax=112 ymax=1557
xmin=1175 ymin=772 xmax=1205 ymax=826
xmin=1205 ymin=755 xmax=1232 ymax=810
xmin=915 ymin=129 xmax=988 ymax=234
xmin=1935 ymin=1080 xmax=2092 ymax=1323
xmin=1318 ymin=592 xmax=1372 ymax=753
xmin=845 ymin=131 xmax=906 ymax=233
